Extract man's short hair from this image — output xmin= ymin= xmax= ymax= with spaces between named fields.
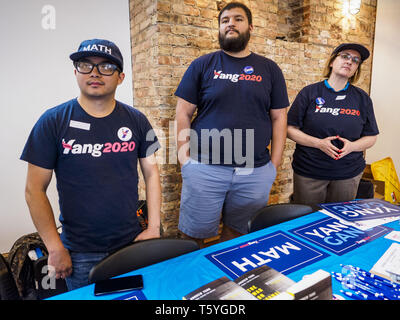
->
xmin=218 ymin=2 xmax=253 ymax=26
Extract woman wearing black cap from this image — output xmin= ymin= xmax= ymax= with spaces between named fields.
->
xmin=287 ymin=43 xmax=379 ymax=206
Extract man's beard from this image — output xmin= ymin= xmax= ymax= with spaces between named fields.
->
xmin=218 ymin=29 xmax=250 ymax=52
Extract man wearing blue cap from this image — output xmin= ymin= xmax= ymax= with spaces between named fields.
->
xmin=20 ymin=39 xmax=162 ymax=290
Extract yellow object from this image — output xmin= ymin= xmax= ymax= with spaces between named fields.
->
xmin=371 ymin=157 xmax=400 ymax=204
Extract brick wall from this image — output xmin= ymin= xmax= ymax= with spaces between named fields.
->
xmin=129 ymin=0 xmax=377 ymax=236
xmin=277 ymin=0 xmax=310 ymax=41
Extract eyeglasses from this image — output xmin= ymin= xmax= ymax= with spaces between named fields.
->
xmin=74 ymin=61 xmax=120 ymax=76
xmin=337 ymin=53 xmax=361 ymax=65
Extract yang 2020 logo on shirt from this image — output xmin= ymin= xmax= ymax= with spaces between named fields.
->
xmin=213 ymin=66 xmax=263 ymax=83
xmin=314 ymin=97 xmax=360 ymax=117
xmin=62 ymin=127 xmax=136 ymax=157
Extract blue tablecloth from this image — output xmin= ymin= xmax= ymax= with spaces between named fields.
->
xmin=49 ymin=210 xmax=399 ymax=300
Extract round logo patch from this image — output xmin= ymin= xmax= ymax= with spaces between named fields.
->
xmin=243 ymin=66 xmax=254 ymax=74
xmin=316 ymin=97 xmax=325 ymax=106
xmin=117 ymin=127 xmax=132 ymax=141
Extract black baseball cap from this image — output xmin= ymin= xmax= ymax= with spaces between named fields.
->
xmin=70 ymin=39 xmax=124 ymax=71
xmin=332 ymin=43 xmax=370 ymax=62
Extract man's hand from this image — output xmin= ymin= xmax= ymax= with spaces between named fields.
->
xmin=25 ymin=163 xmax=72 ymax=280
xmin=270 ymin=108 xmax=288 ymax=170
xmin=134 ymin=226 xmax=161 ymax=242
xmin=47 ymin=246 xmax=72 ymax=279
xmin=175 ymin=98 xmax=197 ymax=168
xmin=138 ymin=155 xmax=161 ymax=242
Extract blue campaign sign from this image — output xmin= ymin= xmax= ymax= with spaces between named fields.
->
xmin=205 ymin=231 xmax=329 ymax=279
xmin=290 ymin=217 xmax=392 ymax=256
xmin=320 ymin=199 xmax=400 ymax=222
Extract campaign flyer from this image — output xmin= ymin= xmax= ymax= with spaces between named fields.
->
xmin=234 ymin=265 xmax=295 ymax=300
xmin=183 ymin=276 xmax=257 ymax=300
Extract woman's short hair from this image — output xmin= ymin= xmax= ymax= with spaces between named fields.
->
xmin=322 ymin=52 xmax=362 ymax=84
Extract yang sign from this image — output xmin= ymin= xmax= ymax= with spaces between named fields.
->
xmin=205 ymin=231 xmax=328 ymax=279
xmin=290 ymin=217 xmax=392 ymax=256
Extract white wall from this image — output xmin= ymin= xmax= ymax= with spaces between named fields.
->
xmin=367 ymin=0 xmax=400 ymax=173
xmin=0 ymin=0 xmax=132 ymax=253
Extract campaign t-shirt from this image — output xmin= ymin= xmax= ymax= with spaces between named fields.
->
xmin=20 ymin=99 xmax=160 ymax=252
xmin=287 ymin=80 xmax=379 ymax=180
xmin=175 ymin=50 xmax=289 ymax=167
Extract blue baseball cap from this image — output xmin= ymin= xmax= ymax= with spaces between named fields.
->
xmin=70 ymin=39 xmax=124 ymax=71
xmin=332 ymin=43 xmax=370 ymax=62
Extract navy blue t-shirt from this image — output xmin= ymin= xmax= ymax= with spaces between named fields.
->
xmin=175 ymin=50 xmax=289 ymax=167
xmin=287 ymin=80 xmax=379 ymax=180
xmin=20 ymin=99 xmax=160 ymax=252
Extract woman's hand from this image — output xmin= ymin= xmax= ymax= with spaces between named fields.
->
xmin=336 ymin=136 xmax=355 ymax=159
xmin=317 ymin=136 xmax=341 ymax=160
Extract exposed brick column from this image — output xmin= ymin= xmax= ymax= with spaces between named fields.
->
xmin=130 ymin=0 xmax=180 ymax=236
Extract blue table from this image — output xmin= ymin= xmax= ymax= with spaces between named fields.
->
xmin=49 ymin=210 xmax=399 ymax=300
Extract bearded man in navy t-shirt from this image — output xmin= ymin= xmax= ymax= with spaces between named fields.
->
xmin=20 ymin=39 xmax=161 ymax=290
xmin=175 ymin=2 xmax=289 ymax=245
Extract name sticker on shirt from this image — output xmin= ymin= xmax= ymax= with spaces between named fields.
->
xmin=69 ymin=120 xmax=91 ymax=131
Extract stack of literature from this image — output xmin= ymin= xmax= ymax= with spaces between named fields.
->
xmin=183 ymin=265 xmax=332 ymax=300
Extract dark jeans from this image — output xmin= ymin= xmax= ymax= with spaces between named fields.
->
xmin=65 ymin=251 xmax=109 ymax=291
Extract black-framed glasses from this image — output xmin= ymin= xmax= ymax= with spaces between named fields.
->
xmin=74 ymin=61 xmax=120 ymax=76
xmin=337 ymin=53 xmax=361 ymax=65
